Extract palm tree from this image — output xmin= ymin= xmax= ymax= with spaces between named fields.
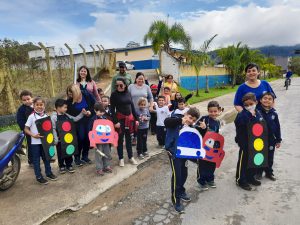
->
xmin=185 ymin=34 xmax=217 ymax=96
xmin=144 ymin=20 xmax=191 ymax=74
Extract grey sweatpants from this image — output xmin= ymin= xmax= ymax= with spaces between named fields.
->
xmin=95 ymin=144 xmax=111 ymax=170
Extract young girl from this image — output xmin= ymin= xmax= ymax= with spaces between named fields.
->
xmin=24 ymin=97 xmax=57 ymax=185
xmin=135 ymin=97 xmax=151 ymax=159
xmin=197 ymin=101 xmax=222 ymax=190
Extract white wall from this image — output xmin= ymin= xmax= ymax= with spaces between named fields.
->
xmin=160 ymin=50 xmax=180 ymax=82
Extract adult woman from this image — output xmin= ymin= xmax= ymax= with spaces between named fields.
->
xmin=162 ymin=74 xmax=178 ymax=97
xmin=128 ymin=72 xmax=154 ymax=112
xmin=234 ymin=63 xmax=276 ymax=112
xmin=66 ymin=84 xmax=95 ymax=166
xmin=76 ymin=65 xmax=101 ymax=103
xmin=110 ymin=78 xmax=138 ymax=167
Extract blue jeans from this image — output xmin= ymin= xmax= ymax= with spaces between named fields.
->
xmin=31 ymin=144 xmax=52 ymax=179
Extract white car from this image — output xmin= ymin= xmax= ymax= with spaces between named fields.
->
xmin=116 ymin=61 xmax=135 ymax=70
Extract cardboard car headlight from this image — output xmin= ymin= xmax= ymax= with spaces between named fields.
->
xmin=176 ymin=126 xmax=206 ymax=159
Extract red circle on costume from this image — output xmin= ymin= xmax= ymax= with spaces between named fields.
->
xmin=62 ymin=121 xmax=71 ymax=132
xmin=252 ymin=123 xmax=263 ymax=137
xmin=42 ymin=120 xmax=52 ymax=131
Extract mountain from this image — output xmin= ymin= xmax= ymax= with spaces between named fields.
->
xmin=255 ymin=44 xmax=300 ymax=57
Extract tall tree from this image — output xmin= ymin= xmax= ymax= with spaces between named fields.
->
xmin=144 ymin=20 xmax=191 ymax=74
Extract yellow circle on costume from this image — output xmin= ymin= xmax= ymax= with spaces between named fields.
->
xmin=253 ymin=138 xmax=264 ymax=151
xmin=64 ymin=133 xmax=73 ymax=144
xmin=47 ymin=133 xmax=54 ymax=144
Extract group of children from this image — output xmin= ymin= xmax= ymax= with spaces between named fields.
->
xmin=16 ymin=77 xmax=281 ymax=215
xmin=17 ymin=90 xmax=114 ymax=184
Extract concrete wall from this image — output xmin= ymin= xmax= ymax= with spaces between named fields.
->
xmin=116 ymin=48 xmax=154 ymax=61
xmin=160 ymin=50 xmax=180 ymax=82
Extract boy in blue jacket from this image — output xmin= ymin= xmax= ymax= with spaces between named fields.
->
xmin=235 ymin=92 xmax=264 ymax=191
xmin=256 ymin=92 xmax=281 ymax=181
xmin=164 ymin=107 xmax=206 ymax=213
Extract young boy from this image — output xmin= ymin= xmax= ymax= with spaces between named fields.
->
xmin=101 ymin=95 xmax=112 ymax=120
xmin=164 ymin=107 xmax=201 ymax=213
xmin=155 ymin=96 xmax=170 ymax=148
xmin=16 ymin=90 xmax=34 ymax=166
xmin=162 ymin=87 xmax=171 ymax=106
xmin=51 ymin=99 xmax=87 ymax=173
xmin=135 ymin=97 xmax=151 ymax=159
xmin=197 ymin=101 xmax=222 ymax=190
xmin=256 ymin=92 xmax=281 ymax=181
xmin=172 ymin=98 xmax=189 ymax=117
xmin=24 ymin=97 xmax=57 ymax=184
xmin=235 ymin=93 xmax=264 ymax=191
xmin=89 ymin=103 xmax=113 ymax=175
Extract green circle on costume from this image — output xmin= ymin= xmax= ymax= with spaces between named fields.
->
xmin=66 ymin=145 xmax=75 ymax=155
xmin=49 ymin=146 xmax=55 ymax=157
xmin=254 ymin=153 xmax=264 ymax=166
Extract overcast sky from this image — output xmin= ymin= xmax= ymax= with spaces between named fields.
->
xmin=0 ymin=0 xmax=299 ymax=53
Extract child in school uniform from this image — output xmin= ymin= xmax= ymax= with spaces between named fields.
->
xmin=171 ymin=98 xmax=189 ymax=117
xmin=256 ymin=92 xmax=281 ymax=181
xmin=135 ymin=97 xmax=151 ymax=159
xmin=51 ymin=99 xmax=88 ymax=174
xmin=197 ymin=101 xmax=222 ymax=190
xmin=24 ymin=97 xmax=57 ymax=185
xmin=155 ymin=96 xmax=170 ymax=148
xmin=89 ymin=103 xmax=113 ymax=175
xmin=234 ymin=93 xmax=264 ymax=191
xmin=101 ymin=95 xmax=112 ymax=121
xmin=16 ymin=90 xmax=34 ymax=166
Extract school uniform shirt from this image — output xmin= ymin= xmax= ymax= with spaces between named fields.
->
xmin=156 ymin=105 xmax=170 ymax=126
xmin=234 ymin=80 xmax=276 ymax=107
xmin=199 ymin=115 xmax=221 ymax=134
xmin=25 ymin=113 xmax=48 ymax=145
xmin=172 ymin=108 xmax=189 ymax=116
xmin=16 ymin=104 xmax=33 ymax=130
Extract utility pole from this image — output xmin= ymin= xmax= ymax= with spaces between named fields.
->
xmin=79 ymin=44 xmax=87 ymax=65
xmin=38 ymin=42 xmax=55 ymax=97
xmin=90 ymin=45 xmax=97 ymax=74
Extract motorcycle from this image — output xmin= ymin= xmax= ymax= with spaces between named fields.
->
xmin=0 ymin=130 xmax=25 ymax=191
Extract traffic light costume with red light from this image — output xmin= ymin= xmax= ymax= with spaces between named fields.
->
xmin=234 ymin=109 xmax=267 ymax=185
xmin=35 ymin=116 xmax=56 ymax=161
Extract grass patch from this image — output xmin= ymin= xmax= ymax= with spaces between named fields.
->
xmin=179 ymin=85 xmax=239 ymax=105
xmin=0 ymin=124 xmax=20 ymax=133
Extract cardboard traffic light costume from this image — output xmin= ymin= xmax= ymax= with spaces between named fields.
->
xmin=89 ymin=119 xmax=118 ymax=148
xmin=202 ymin=131 xmax=225 ymax=168
xmin=35 ymin=116 xmax=55 ymax=160
xmin=176 ymin=126 xmax=206 ymax=159
xmin=57 ymin=119 xmax=78 ymax=158
xmin=247 ymin=121 xmax=268 ymax=168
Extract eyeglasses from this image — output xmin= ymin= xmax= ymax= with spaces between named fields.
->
xmin=115 ymin=84 xmax=124 ymax=88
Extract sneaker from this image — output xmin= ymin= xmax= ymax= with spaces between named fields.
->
xmin=50 ymin=158 xmax=56 ymax=163
xmin=103 ymin=167 xmax=113 ymax=173
xmin=180 ymin=193 xmax=191 ymax=202
xmin=82 ymin=158 xmax=92 ymax=164
xmin=207 ymin=181 xmax=217 ymax=188
xmin=249 ymin=179 xmax=261 ymax=186
xmin=237 ymin=182 xmax=252 ymax=191
xmin=119 ymin=159 xmax=125 ymax=167
xmin=138 ymin=154 xmax=145 ymax=160
xmin=255 ymin=173 xmax=263 ymax=180
xmin=37 ymin=177 xmax=48 ymax=185
xmin=199 ymin=184 xmax=209 ymax=191
xmin=46 ymin=173 xmax=58 ymax=181
xmin=265 ymin=173 xmax=276 ymax=181
xmin=174 ymin=202 xmax=185 ymax=214
xmin=75 ymin=159 xmax=83 ymax=167
xmin=143 ymin=152 xmax=149 ymax=157
xmin=59 ymin=167 xmax=66 ymax=174
xmin=129 ymin=157 xmax=138 ymax=165
xmin=66 ymin=166 xmax=75 ymax=173
xmin=96 ymin=170 xmax=105 ymax=176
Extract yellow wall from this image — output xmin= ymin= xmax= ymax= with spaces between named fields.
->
xmin=179 ymin=65 xmax=228 ymax=77
xmin=116 ymin=48 xmax=154 ymax=62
